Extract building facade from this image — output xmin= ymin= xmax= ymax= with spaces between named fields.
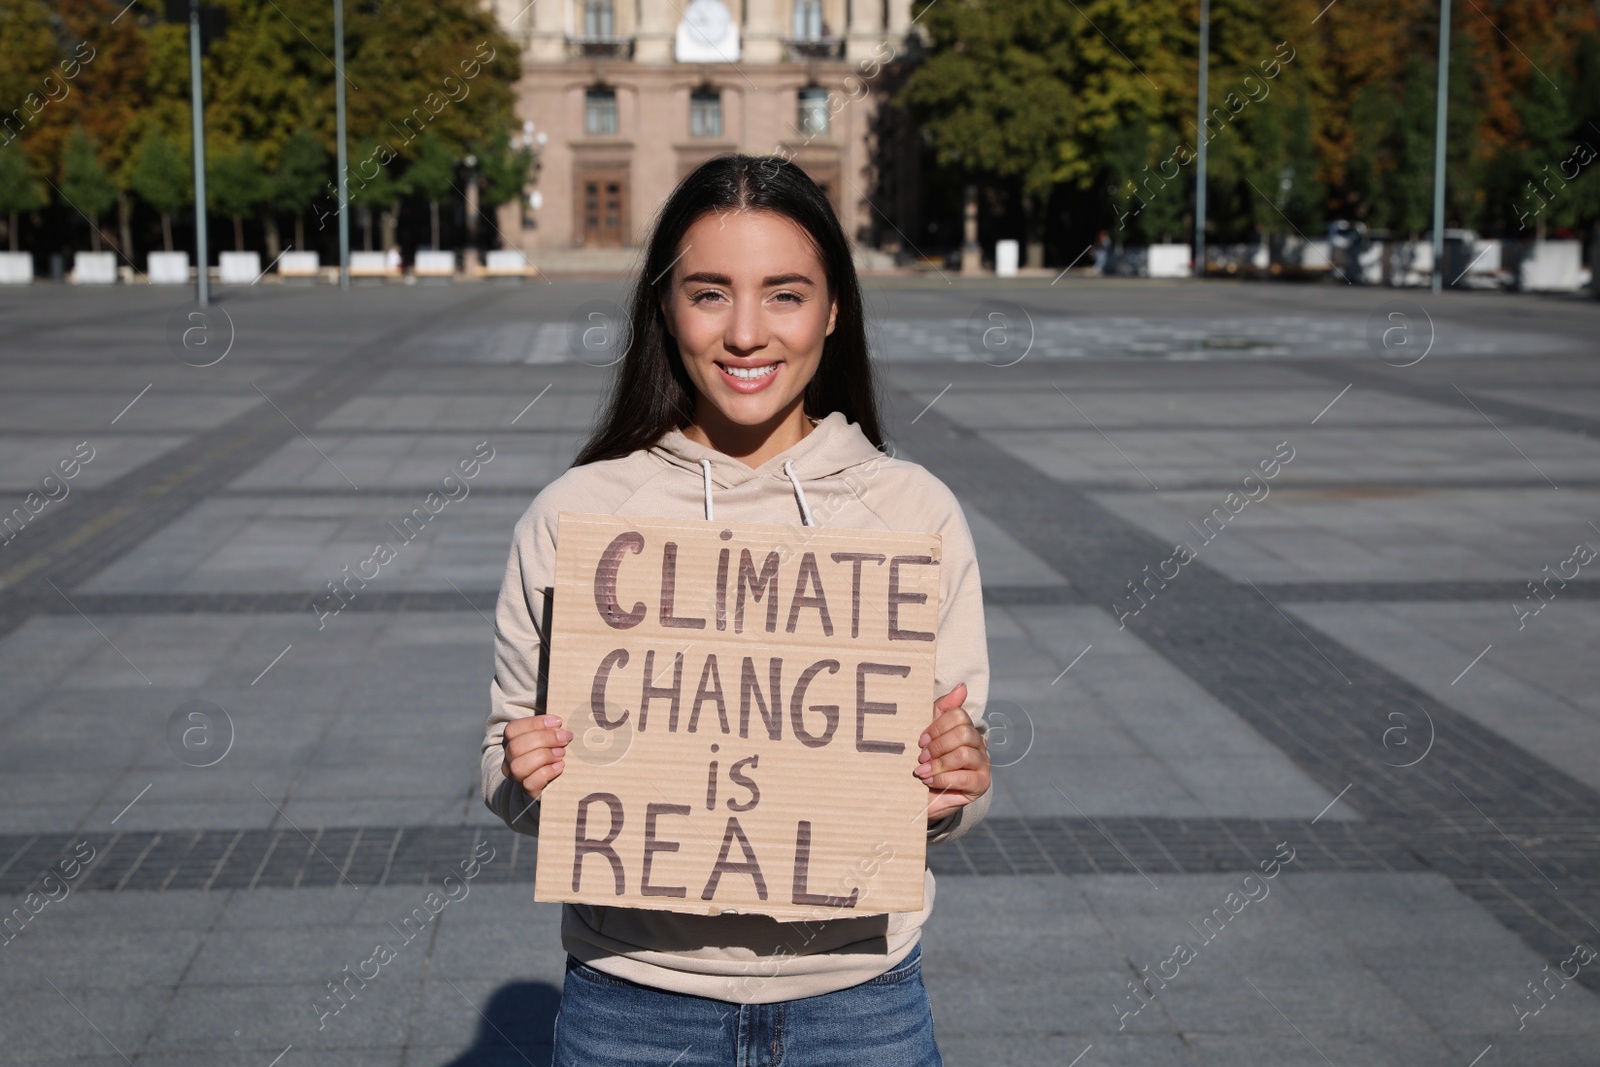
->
xmin=485 ymin=0 xmax=918 ymax=254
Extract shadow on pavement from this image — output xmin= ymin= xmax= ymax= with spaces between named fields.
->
xmin=439 ymin=980 xmax=561 ymax=1067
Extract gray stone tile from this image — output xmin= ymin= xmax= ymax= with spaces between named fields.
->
xmin=1184 ymin=1033 xmax=1459 ymax=1067
xmin=986 ymin=425 xmax=1600 ymax=489
xmin=938 ymin=1033 xmax=1196 ymax=1067
xmin=1289 ymin=602 xmax=1600 ymax=793
xmin=407 ymin=975 xmax=562 ymax=1052
xmin=0 ymin=985 xmax=169 ymax=1061
xmin=989 ymin=606 xmax=1347 ymax=819
xmin=964 ymin=506 xmax=1069 ymax=587
xmin=80 ymin=494 xmax=529 ymax=595
xmin=1379 ymin=965 xmax=1600 ymax=1035
xmin=1094 ymin=486 xmax=1600 ymax=583
xmin=0 ymin=434 xmax=190 ymax=492
xmin=319 ymin=390 xmax=600 ymax=432
xmin=143 ymin=975 xmax=422 ymax=1053
xmin=0 ymin=927 xmax=204 ymax=988
xmin=229 ymin=433 xmax=565 ymax=492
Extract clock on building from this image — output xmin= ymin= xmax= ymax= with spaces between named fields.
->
xmin=676 ymin=0 xmax=740 ymax=62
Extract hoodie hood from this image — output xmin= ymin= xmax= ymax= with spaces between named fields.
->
xmin=649 ymin=412 xmax=887 ymax=526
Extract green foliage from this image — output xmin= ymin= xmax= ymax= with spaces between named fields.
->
xmin=345 ymin=141 xmax=401 ymax=211
xmin=207 ymin=144 xmax=268 ymax=218
xmin=0 ymin=144 xmax=48 ymax=216
xmin=899 ymin=0 xmax=1083 ymax=197
xmin=474 ymin=128 xmax=535 ymax=209
xmin=60 ymin=127 xmax=117 ymax=218
xmin=0 ymin=0 xmax=60 ymax=145
xmin=131 ymin=126 xmax=189 ymax=216
xmin=272 ymin=129 xmax=327 ymax=216
xmin=340 ymin=3 xmax=519 ymax=164
xmin=404 ymin=133 xmax=457 ymax=204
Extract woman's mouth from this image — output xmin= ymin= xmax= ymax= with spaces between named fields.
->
xmin=717 ymin=361 xmax=781 ymax=392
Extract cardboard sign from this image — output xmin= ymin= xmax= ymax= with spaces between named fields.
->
xmin=532 ymin=512 xmax=941 ymax=921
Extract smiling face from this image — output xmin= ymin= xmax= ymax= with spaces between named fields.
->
xmin=661 ymin=209 xmax=838 ymax=464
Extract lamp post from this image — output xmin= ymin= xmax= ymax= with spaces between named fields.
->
xmin=1431 ymin=0 xmax=1452 ymax=293
xmin=335 ymin=0 xmax=350 ymax=290
xmin=187 ymin=0 xmax=209 ymax=306
xmin=1194 ymin=0 xmax=1210 ymax=279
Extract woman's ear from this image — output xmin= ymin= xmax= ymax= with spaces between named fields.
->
xmin=659 ymin=294 xmax=674 ymax=338
xmin=825 ymin=295 xmax=838 ymax=336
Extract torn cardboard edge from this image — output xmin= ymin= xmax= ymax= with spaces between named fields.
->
xmin=533 ymin=512 xmax=943 ymax=920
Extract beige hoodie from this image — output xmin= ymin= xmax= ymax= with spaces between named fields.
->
xmin=482 ymin=411 xmax=991 ymax=1003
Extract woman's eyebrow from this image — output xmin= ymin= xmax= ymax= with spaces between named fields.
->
xmin=679 ymin=271 xmax=816 ymax=287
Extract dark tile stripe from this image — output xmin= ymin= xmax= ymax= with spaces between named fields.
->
xmin=0 ymin=287 xmax=516 ymax=641
xmin=1294 ymin=360 xmax=1600 ymax=439
xmin=19 ymin=580 xmax=1593 ymax=619
xmin=885 ymin=386 xmax=1600 ymax=995
xmin=0 ymin=818 xmax=1412 ymax=897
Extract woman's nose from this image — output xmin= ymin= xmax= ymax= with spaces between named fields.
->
xmin=724 ymin=298 xmax=768 ymax=354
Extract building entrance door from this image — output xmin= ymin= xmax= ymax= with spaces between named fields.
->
xmin=576 ymin=169 xmax=628 ymax=247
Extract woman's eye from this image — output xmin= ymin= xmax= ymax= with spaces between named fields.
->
xmin=690 ymin=290 xmax=726 ymax=304
xmin=772 ymin=291 xmax=802 ymax=304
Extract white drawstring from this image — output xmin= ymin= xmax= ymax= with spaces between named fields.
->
xmin=700 ymin=459 xmax=715 ymax=521
xmin=699 ymin=456 xmax=815 ymax=527
xmin=783 ymin=460 xmax=815 ymax=527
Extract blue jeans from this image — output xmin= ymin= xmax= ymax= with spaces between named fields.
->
xmin=552 ymin=943 xmax=943 ymax=1067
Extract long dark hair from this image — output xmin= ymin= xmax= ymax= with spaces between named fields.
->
xmin=571 ymin=154 xmax=884 ymax=467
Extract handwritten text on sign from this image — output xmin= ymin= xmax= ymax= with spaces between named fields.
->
xmin=533 ymin=513 xmax=941 ymax=920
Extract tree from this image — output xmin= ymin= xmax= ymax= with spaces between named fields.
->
xmin=899 ymin=0 xmax=1081 ymax=266
xmin=60 ymin=127 xmax=117 ymax=253
xmin=346 ymin=140 xmax=401 ymax=252
xmin=272 ymin=129 xmax=326 ymax=252
xmin=0 ymin=0 xmax=72 ymax=160
xmin=0 ymin=144 xmax=47 ymax=252
xmin=901 ymin=0 xmax=1191 ymax=265
xmin=404 ymin=132 xmax=456 ymax=249
xmin=208 ymin=144 xmax=268 ymax=251
xmin=131 ymin=126 xmax=189 ymax=252
xmin=57 ymin=0 xmax=154 ymax=263
xmin=476 ymin=127 xmax=536 ymax=211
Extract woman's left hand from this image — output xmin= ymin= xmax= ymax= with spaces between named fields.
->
xmin=916 ymin=683 xmax=991 ymax=825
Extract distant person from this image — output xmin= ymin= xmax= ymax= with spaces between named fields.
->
xmin=483 ymin=154 xmax=992 ymax=1066
xmin=1092 ymin=229 xmax=1111 ymax=275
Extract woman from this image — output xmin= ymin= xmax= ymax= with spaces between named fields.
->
xmin=482 ymin=154 xmax=991 ymax=1066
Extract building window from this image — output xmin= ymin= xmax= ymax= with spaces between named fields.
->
xmin=583 ymin=0 xmax=614 ymax=36
xmin=793 ymin=0 xmax=823 ymax=39
xmin=797 ymin=86 xmax=829 ymax=137
xmin=585 ymin=87 xmax=618 ymax=136
xmin=690 ymin=90 xmax=722 ymax=139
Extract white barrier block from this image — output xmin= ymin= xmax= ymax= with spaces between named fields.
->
xmin=994 ymin=239 xmax=1019 ymax=278
xmin=349 ymin=251 xmax=392 ymax=276
xmin=147 ymin=251 xmax=190 ymax=285
xmin=414 ymin=250 xmax=455 ymax=276
xmin=1519 ymin=240 xmax=1582 ymax=292
xmin=278 ymin=251 xmax=320 ymax=277
xmin=71 ymin=252 xmax=117 ymax=284
xmin=1301 ymin=240 xmax=1333 ymax=270
xmin=0 ymin=252 xmax=33 ymax=284
xmin=1469 ymin=239 xmax=1502 ymax=275
xmin=1357 ymin=241 xmax=1384 ymax=284
xmin=485 ymin=249 xmax=531 ymax=276
xmin=1148 ymin=243 xmax=1192 ymax=278
xmin=218 ymin=251 xmax=261 ymax=284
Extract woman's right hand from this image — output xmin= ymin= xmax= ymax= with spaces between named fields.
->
xmin=502 ymin=714 xmax=573 ymax=800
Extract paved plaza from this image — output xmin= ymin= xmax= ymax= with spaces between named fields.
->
xmin=1 ymin=275 xmax=1599 ymax=1066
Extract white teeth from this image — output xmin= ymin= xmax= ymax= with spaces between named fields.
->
xmin=724 ymin=364 xmax=776 ymax=380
